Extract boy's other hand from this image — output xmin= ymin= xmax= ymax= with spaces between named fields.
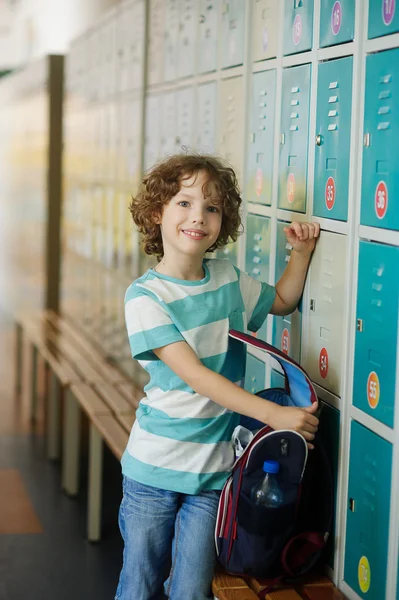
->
xmin=284 ymin=221 xmax=320 ymax=255
xmin=267 ymin=401 xmax=320 ymax=450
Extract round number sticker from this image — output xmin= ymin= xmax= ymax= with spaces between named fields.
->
xmin=331 ymin=1 xmax=342 ymax=35
xmin=382 ymin=0 xmax=395 ymax=26
xmin=358 ymin=556 xmax=371 ymax=593
xmin=375 ymin=181 xmax=388 ymax=219
xmin=325 ymin=176 xmax=336 ymax=211
xmin=319 ymin=348 xmax=329 ymax=379
xmin=367 ymin=371 xmax=380 ymax=409
xmin=293 ymin=14 xmax=302 ymax=45
xmin=255 ymin=167 xmax=263 ymax=197
xmin=281 ymin=328 xmax=290 ymax=355
xmin=287 ymin=173 xmax=296 ymax=204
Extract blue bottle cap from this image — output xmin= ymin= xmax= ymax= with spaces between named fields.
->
xmin=263 ymin=460 xmax=280 ymax=474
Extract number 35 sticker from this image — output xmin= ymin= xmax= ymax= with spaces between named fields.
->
xmin=367 ymin=371 xmax=380 ymax=409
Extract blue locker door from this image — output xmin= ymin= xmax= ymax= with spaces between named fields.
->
xmin=344 ymin=421 xmax=392 ymax=600
xmin=272 ymin=221 xmax=301 ymax=362
xmin=198 ymin=0 xmax=220 ymax=74
xmin=314 ymin=56 xmax=353 ymax=221
xmin=221 ymin=0 xmax=246 ymax=68
xmin=369 ymin=0 xmax=399 ymax=38
xmin=278 ymin=64 xmax=311 ymax=213
xmin=283 ymin=0 xmax=314 ymax=56
xmin=246 ymin=69 xmax=276 ymax=206
xmin=319 ymin=0 xmax=355 ymax=47
xmin=353 ymin=241 xmax=399 ymax=428
xmin=244 ymin=353 xmax=266 ymax=394
xmin=361 ymin=49 xmax=399 ymax=231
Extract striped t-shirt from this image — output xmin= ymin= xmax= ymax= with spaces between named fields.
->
xmin=122 ymin=258 xmax=276 ymax=494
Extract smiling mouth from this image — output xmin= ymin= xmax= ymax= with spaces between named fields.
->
xmin=181 ymin=230 xmax=207 ymax=239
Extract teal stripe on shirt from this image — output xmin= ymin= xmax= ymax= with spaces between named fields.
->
xmin=121 ymin=451 xmax=232 ymax=494
xmin=248 ymin=282 xmax=276 ymax=331
xmin=129 ymin=324 xmax=184 ymax=361
xmin=136 ymin=404 xmax=239 ymax=443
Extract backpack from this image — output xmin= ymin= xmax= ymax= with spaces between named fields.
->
xmin=215 ymin=330 xmax=334 ymax=595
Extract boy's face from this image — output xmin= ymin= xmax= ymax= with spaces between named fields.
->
xmin=156 ymin=170 xmax=223 ymax=259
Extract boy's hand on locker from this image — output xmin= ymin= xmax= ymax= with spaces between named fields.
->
xmin=284 ymin=221 xmax=320 ymax=256
xmin=267 ymin=401 xmax=319 ymax=450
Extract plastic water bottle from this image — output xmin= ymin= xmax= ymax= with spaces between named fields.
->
xmin=250 ymin=460 xmax=283 ymax=508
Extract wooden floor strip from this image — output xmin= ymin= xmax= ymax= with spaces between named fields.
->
xmin=0 ymin=470 xmax=43 ymax=534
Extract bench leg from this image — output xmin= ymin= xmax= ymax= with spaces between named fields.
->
xmin=30 ymin=345 xmax=39 ymax=422
xmin=87 ymin=424 xmax=103 ymax=542
xmin=62 ymin=388 xmax=81 ymax=496
xmin=15 ymin=322 xmax=23 ymax=395
xmin=47 ymin=371 xmax=61 ymax=461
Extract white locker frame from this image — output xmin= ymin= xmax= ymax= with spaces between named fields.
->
xmin=62 ymin=1 xmax=399 ymax=597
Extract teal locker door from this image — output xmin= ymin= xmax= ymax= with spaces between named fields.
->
xmin=361 ymin=49 xmax=399 ymax=231
xmin=272 ymin=221 xmax=302 ymax=362
xmin=278 ymin=64 xmax=311 ymax=213
xmin=318 ymin=402 xmax=340 ymax=569
xmin=246 ymin=69 xmax=276 ymax=206
xmin=221 ymin=0 xmax=246 ymax=68
xmin=217 ymin=240 xmax=238 ymax=265
xmin=319 ymin=0 xmax=355 ymax=47
xmin=270 ymin=369 xmax=286 ymax=388
xmin=344 ymin=421 xmax=392 ymax=600
xmin=198 ymin=0 xmax=219 ymax=74
xmin=369 ymin=0 xmax=399 ymax=38
xmin=244 ymin=353 xmax=266 ymax=394
xmin=283 ymin=0 xmax=314 ymax=56
xmin=314 ymin=56 xmax=353 ymax=221
xmin=245 ymin=214 xmax=271 ymax=283
xmin=353 ymin=241 xmax=399 ymax=428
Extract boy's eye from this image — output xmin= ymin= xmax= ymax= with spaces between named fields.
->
xmin=208 ymin=206 xmax=220 ymax=213
xmin=178 ymin=201 xmax=190 ymax=207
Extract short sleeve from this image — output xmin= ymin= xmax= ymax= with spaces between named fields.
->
xmin=236 ymin=268 xmax=276 ymax=332
xmin=125 ymin=287 xmax=184 ymax=361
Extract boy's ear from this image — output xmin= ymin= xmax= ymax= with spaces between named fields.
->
xmin=153 ymin=211 xmax=162 ymax=225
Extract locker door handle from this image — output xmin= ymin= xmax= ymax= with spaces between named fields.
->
xmin=310 ymin=299 xmax=316 ymax=311
xmin=356 ymin=319 xmax=363 ymax=332
xmin=316 ymin=134 xmax=323 ymax=146
xmin=349 ymin=498 xmax=356 ymax=512
xmin=363 ymin=133 xmax=371 ymax=147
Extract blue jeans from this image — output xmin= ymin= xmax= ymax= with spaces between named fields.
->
xmin=115 ymin=476 xmax=221 ymax=600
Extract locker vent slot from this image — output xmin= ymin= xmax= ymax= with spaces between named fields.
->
xmin=290 ymin=99 xmax=299 ymax=106
xmin=379 ymin=90 xmax=391 ymax=99
xmin=328 ymin=96 xmax=338 ymax=103
xmin=328 ymin=110 xmax=338 ymax=117
xmin=328 ymin=124 xmax=338 ymax=131
xmin=379 ymin=75 xmax=392 ymax=84
xmin=328 ymin=81 xmax=338 ymax=89
xmin=378 ymin=106 xmax=390 ymax=115
xmin=377 ymin=122 xmax=390 ymax=130
xmin=291 ymin=87 xmax=300 ymax=94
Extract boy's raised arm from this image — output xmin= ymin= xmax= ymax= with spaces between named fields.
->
xmin=153 ymin=340 xmax=319 ymax=448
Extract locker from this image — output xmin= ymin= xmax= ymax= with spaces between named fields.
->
xmin=319 ymin=0 xmax=355 ymax=47
xmin=270 ymin=369 xmax=285 ymax=388
xmin=178 ymin=0 xmax=198 ymax=78
xmin=314 ymin=56 xmax=353 ymax=221
xmin=176 ymin=87 xmax=195 ymax=151
xmin=126 ymin=97 xmax=142 ymax=189
xmin=283 ymin=0 xmax=314 ymax=56
xmin=303 ymin=231 xmax=347 ymax=396
xmin=221 ymin=0 xmax=246 ymax=69
xmin=164 ymin=0 xmax=180 ymax=82
xmin=344 ymin=421 xmax=392 ymax=600
xmin=245 ymin=214 xmax=272 ymax=284
xmin=361 ymin=49 xmax=399 ymax=231
xmin=272 ymin=221 xmax=301 ymax=363
xmin=278 ymin=64 xmax=311 ymax=213
xmin=318 ymin=401 xmax=340 ymax=569
xmin=368 ymin=0 xmax=399 ymax=38
xmin=196 ymin=81 xmax=217 ymax=152
xmin=128 ymin=0 xmax=146 ymax=90
xmin=160 ymin=91 xmax=176 ymax=158
xmin=353 ymin=241 xmax=399 ymax=428
xmin=218 ymin=76 xmax=245 ymax=183
xmin=217 ymin=240 xmax=238 ymax=265
xmin=147 ymin=0 xmax=165 ymax=85
xmin=246 ymin=69 xmax=276 ymax=206
xmin=252 ymin=0 xmax=279 ymax=62
xmin=144 ymin=94 xmax=161 ymax=171
xmin=244 ymin=352 xmax=266 ymax=394
xmin=198 ymin=0 xmax=220 ymax=74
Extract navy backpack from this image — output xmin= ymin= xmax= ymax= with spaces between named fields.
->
xmin=215 ymin=330 xmax=334 ymax=594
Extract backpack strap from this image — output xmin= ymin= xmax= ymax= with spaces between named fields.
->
xmin=281 ymin=531 xmax=326 ymax=577
xmin=229 ymin=329 xmax=318 ymax=407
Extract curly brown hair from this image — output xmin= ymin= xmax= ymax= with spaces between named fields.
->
xmin=129 ymin=154 xmax=243 ymax=259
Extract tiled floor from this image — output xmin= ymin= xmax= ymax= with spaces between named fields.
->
xmin=0 ymin=314 xmax=124 ymax=600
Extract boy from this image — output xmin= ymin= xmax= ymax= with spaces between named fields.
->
xmin=115 ymin=154 xmax=320 ymax=600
